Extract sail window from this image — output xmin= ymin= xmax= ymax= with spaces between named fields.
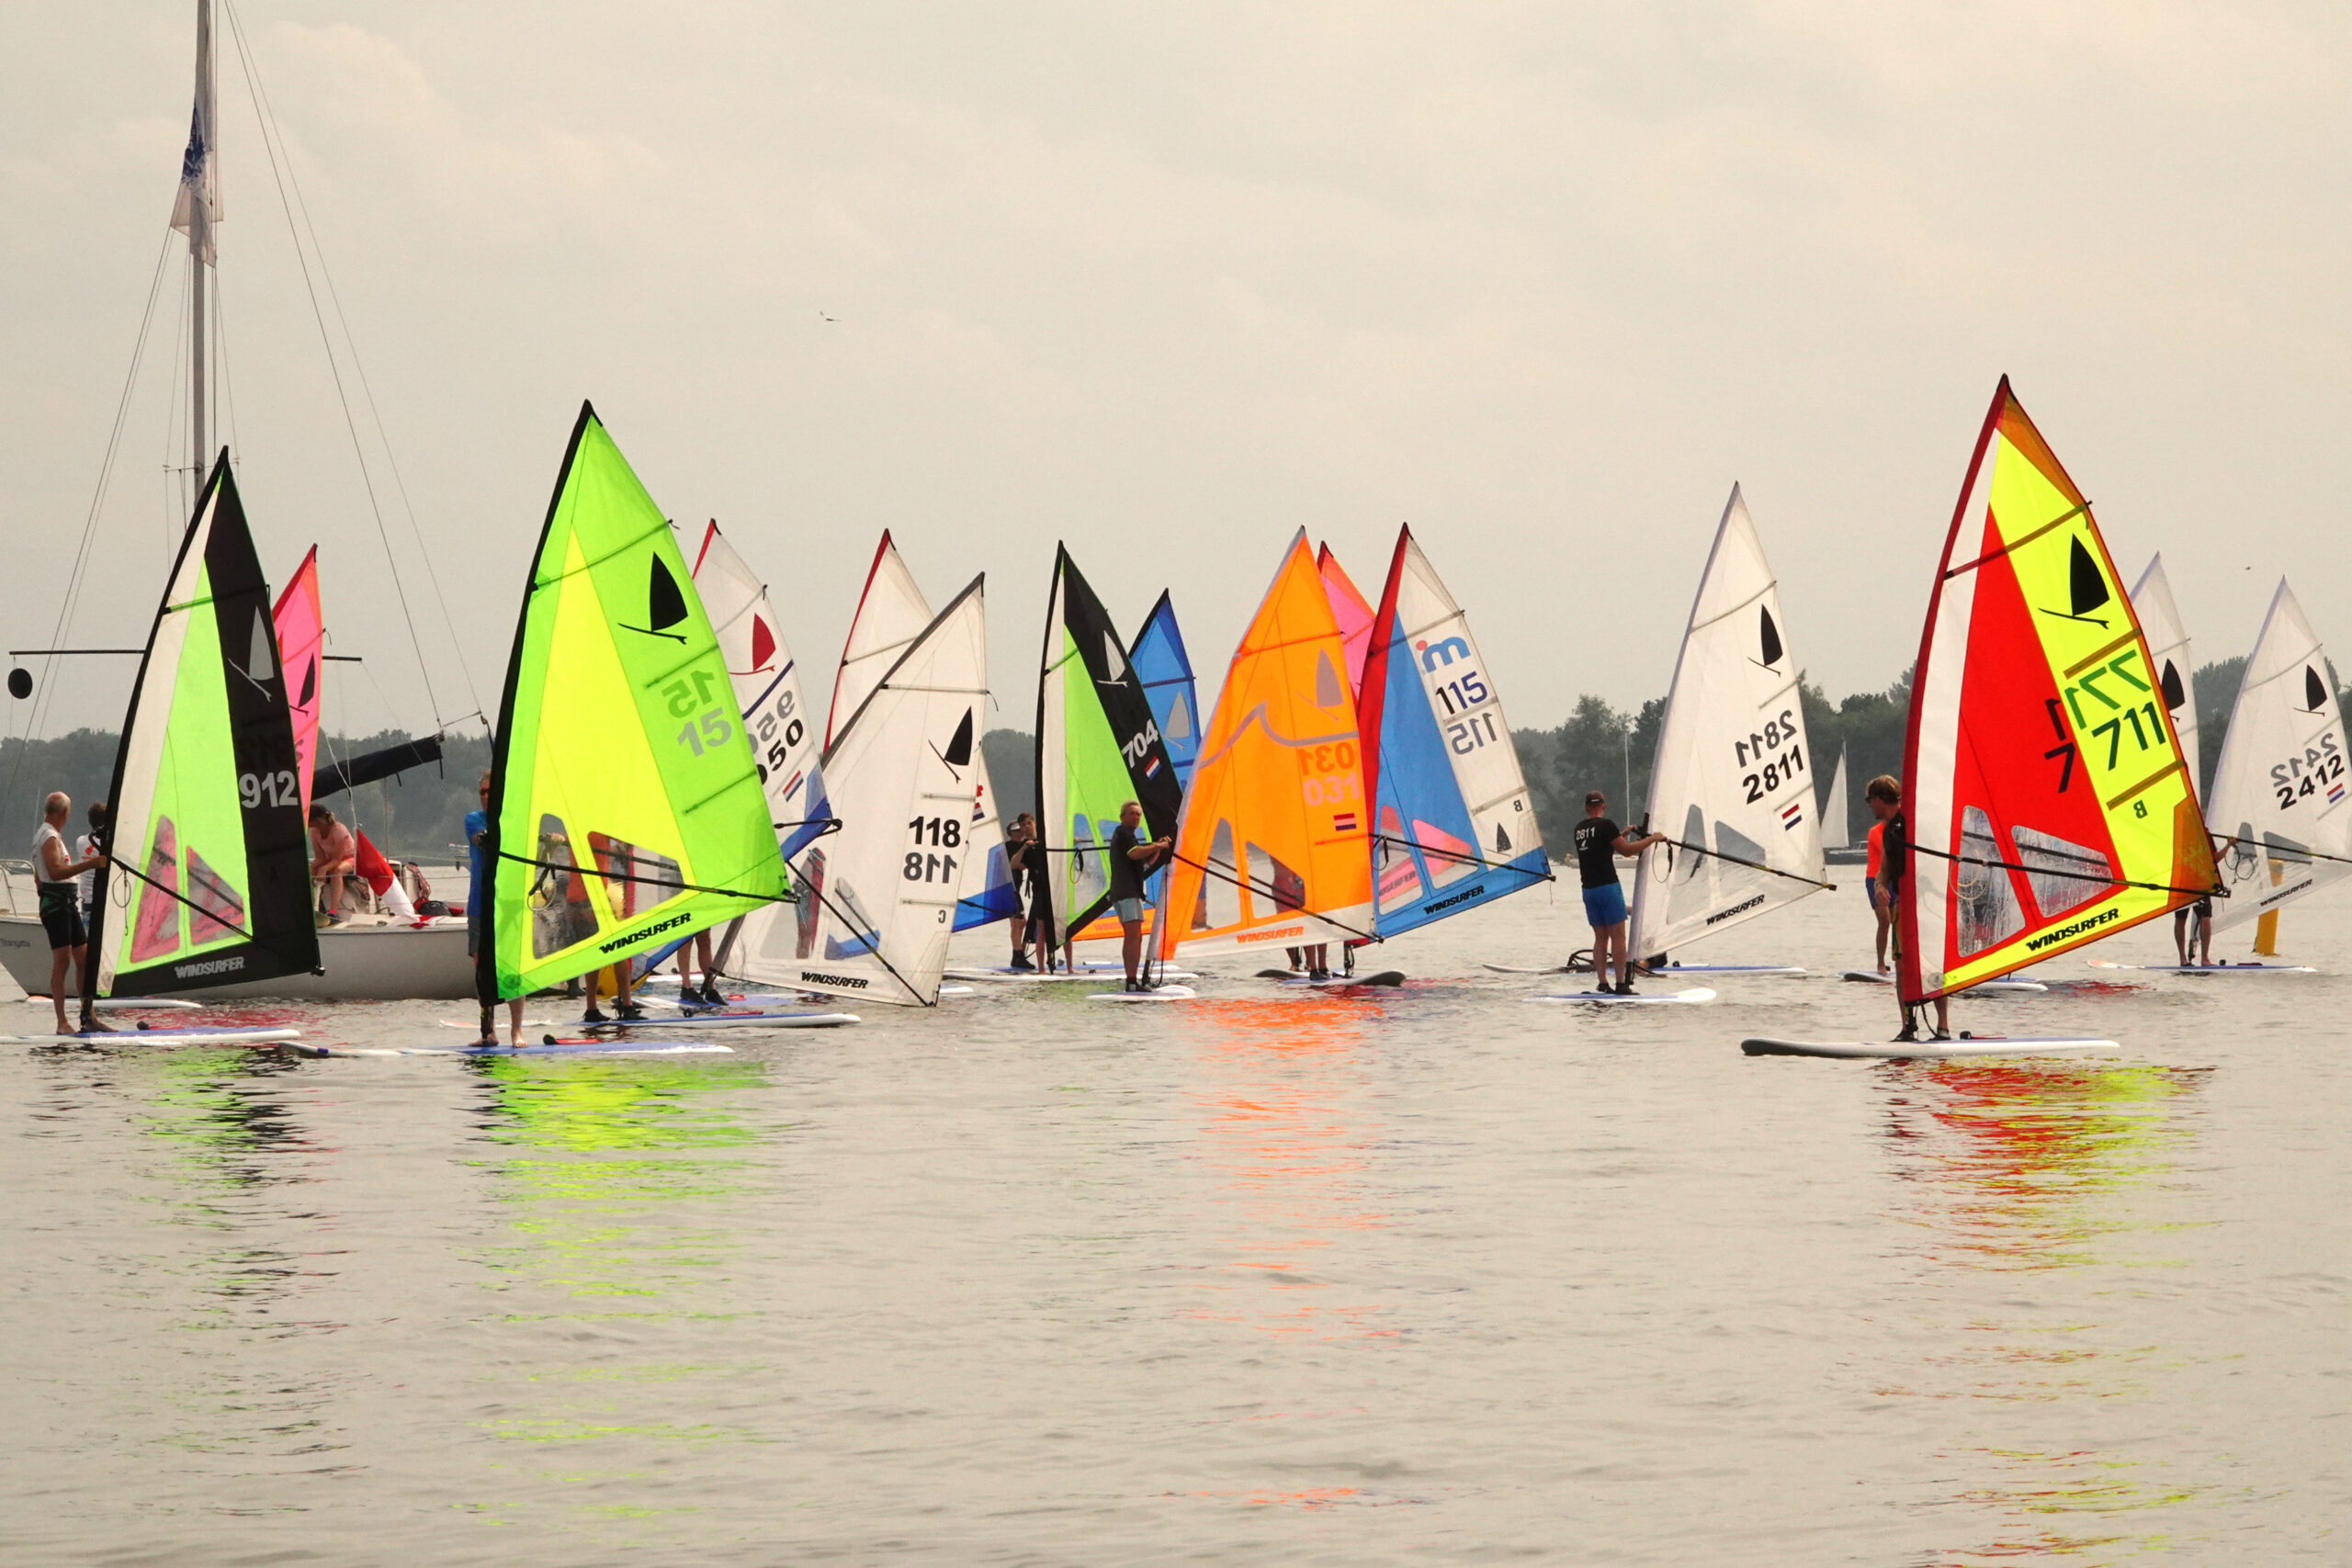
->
xmin=528 ymin=813 xmax=602 ymax=959
xmin=2010 ymin=823 xmax=2109 ymax=920
xmin=1955 ymin=807 xmax=2023 ymax=956
xmin=185 ymin=846 xmax=245 ymax=945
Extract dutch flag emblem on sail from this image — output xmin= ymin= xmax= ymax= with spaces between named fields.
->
xmin=1334 ymin=811 xmax=1359 ymax=832
xmin=1780 ymin=801 xmax=1804 ymax=831
xmin=2330 ymin=782 xmax=2345 ymax=806
xmin=1143 ymin=754 xmax=1162 ymax=780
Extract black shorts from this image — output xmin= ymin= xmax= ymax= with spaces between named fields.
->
xmin=39 ymin=886 xmax=85 ymax=951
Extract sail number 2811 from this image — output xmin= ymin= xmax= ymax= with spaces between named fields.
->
xmin=1735 ymin=710 xmax=1804 ymax=803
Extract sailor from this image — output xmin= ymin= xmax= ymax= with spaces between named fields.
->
xmin=2173 ymin=893 xmax=2214 ymax=967
xmin=1109 ymin=798 xmax=1171 ymax=991
xmin=465 ymin=773 xmax=526 ymax=1045
xmin=1004 ymin=814 xmax=1041 ymax=970
xmin=1572 ymin=791 xmax=1664 ymax=995
xmin=1015 ymin=816 xmax=1058 ymax=973
xmin=307 ymin=804 xmax=357 ymax=924
xmin=1867 ymin=774 xmax=1949 ymax=1042
xmin=76 ymin=801 xmax=107 ymax=927
xmin=676 ymin=928 xmax=726 ymax=1007
xmin=32 ymin=792 xmax=103 ymax=1036
xmin=1865 ymin=811 xmax=1892 ymax=973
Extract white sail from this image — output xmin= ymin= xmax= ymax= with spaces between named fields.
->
xmin=2206 ymin=579 xmax=2349 ymax=931
xmin=2129 ymin=554 xmax=2200 ymax=792
xmin=750 ymin=579 xmax=990 ymax=1005
xmin=823 ymin=532 xmax=1014 ymax=931
xmin=693 ymin=522 xmax=823 ymax=856
xmin=1821 ymin=749 xmax=1851 ymax=851
xmin=1630 ymin=485 xmax=1826 ymax=954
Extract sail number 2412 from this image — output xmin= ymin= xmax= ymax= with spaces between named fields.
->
xmin=1735 ymin=710 xmax=1805 ymax=804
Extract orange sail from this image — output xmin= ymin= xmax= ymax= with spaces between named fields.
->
xmin=1159 ymin=531 xmax=1374 ymax=959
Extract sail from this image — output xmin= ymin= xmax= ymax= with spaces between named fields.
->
xmin=1357 ymin=524 xmax=1548 ymax=937
xmin=1317 ymin=545 xmax=1378 ymax=695
xmin=1821 ymin=750 xmax=1851 ymax=851
xmin=749 ymin=579 xmax=990 ymax=1005
xmin=1035 ymin=547 xmax=1183 ymax=945
xmin=484 ymin=404 xmax=787 ymax=998
xmin=1129 ymin=592 xmax=1201 ymax=792
xmin=1629 ymin=488 xmax=1826 ymax=953
xmin=1160 ymin=531 xmax=1374 ymax=958
xmin=692 ymin=521 xmax=824 ymax=861
xmin=825 ymin=531 xmax=932 ymax=750
xmin=2204 ymin=579 xmax=2349 ymax=931
xmin=271 ymin=546 xmax=323 ymax=816
xmin=2129 ymin=554 xmax=2201 ymax=791
xmin=1901 ymin=379 xmax=2216 ymax=998
xmin=93 ymin=454 xmax=318 ymax=996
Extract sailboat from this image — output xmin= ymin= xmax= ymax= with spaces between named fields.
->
xmin=1159 ymin=531 xmax=1375 ymax=965
xmin=2130 ymin=555 xmax=2202 ymax=789
xmin=826 ymin=532 xmax=1019 ymax=934
xmin=1034 ymin=547 xmax=1183 ymax=953
xmin=481 ymin=406 xmax=790 ymax=1002
xmin=1356 ymin=525 xmax=1549 ymax=941
xmin=744 ymin=580 xmax=990 ymax=1006
xmin=0 ymin=456 xmax=322 ymax=1029
xmin=1317 ymin=546 xmax=1378 ymax=694
xmin=1896 ymin=379 xmax=2217 ymax=999
xmin=2204 ymin=579 xmax=2350 ymax=937
xmin=1130 ymin=592 xmax=1201 ymax=792
xmin=1628 ymin=487 xmax=1830 ymax=971
xmin=1821 ymin=750 xmax=1860 ymax=862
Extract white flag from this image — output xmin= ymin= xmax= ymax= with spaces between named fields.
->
xmin=169 ymin=104 xmax=219 ymax=264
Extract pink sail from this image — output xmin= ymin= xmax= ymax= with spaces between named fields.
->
xmin=1316 ymin=544 xmax=1377 ymax=697
xmin=273 ymin=547 xmax=323 ymax=815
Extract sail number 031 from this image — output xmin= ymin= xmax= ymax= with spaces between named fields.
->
xmin=1735 ymin=709 xmax=1804 ymax=804
xmin=1299 ymin=741 xmax=1359 ymax=806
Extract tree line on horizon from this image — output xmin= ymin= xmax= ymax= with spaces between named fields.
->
xmin=0 ymin=654 xmax=2292 ymax=871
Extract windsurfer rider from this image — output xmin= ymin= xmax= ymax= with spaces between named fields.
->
xmin=2174 ymin=895 xmax=2215 ymax=967
xmin=1868 ymin=774 xmax=1949 ymax=1042
xmin=1110 ymin=799 xmax=1170 ymax=990
xmin=466 ymin=773 xmax=526 ymax=1045
xmin=1574 ymin=792 xmax=1664 ymax=994
xmin=33 ymin=792 xmax=103 ymax=1036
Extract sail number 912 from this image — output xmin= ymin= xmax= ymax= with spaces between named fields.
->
xmin=1735 ymin=709 xmax=1804 ymax=804
xmin=239 ymin=770 xmax=300 ymax=810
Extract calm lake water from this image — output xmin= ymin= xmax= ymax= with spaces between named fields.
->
xmin=4 ymin=874 xmax=2347 ymax=1564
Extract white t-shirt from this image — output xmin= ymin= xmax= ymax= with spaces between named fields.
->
xmin=32 ymin=822 xmax=69 ymax=886
xmin=74 ymin=833 xmax=99 ymax=906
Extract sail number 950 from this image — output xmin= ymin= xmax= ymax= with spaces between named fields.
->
xmin=1298 ymin=741 xmax=1359 ymax=806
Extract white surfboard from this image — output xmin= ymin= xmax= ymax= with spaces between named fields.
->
xmin=582 ymin=1009 xmax=859 ymax=1030
xmin=2085 ymin=959 xmax=2316 ymax=975
xmin=948 ymin=963 xmax=1197 ymax=983
xmin=1087 ymin=985 xmax=1199 ymax=1003
xmin=19 ymin=996 xmax=202 ymax=1011
xmin=1529 ymin=987 xmax=1716 ymax=1006
xmin=2 ymin=1025 xmax=302 ymax=1046
xmin=1839 ymin=970 xmax=2047 ymax=995
xmin=1481 ymin=962 xmax=1801 ymax=976
xmin=299 ymin=1039 xmax=734 ymax=1058
xmin=1742 ymin=1035 xmax=2118 ymax=1060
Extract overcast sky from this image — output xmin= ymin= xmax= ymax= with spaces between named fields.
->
xmin=6 ymin=2 xmax=2347 ymax=750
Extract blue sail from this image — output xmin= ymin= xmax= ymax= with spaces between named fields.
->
xmin=1128 ymin=592 xmax=1200 ymax=793
xmin=1360 ymin=529 xmax=1550 ymax=939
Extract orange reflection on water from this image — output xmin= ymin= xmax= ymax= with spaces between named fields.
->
xmin=1171 ymin=997 xmax=1394 ymax=1343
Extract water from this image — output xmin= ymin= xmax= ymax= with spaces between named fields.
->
xmin=4 ymin=879 xmax=2348 ymax=1563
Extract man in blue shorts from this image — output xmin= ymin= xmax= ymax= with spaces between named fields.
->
xmin=1108 ymin=799 xmax=1171 ymax=991
xmin=1572 ymin=791 xmax=1663 ymax=994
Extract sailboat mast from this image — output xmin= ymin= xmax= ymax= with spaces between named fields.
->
xmin=188 ymin=0 xmax=213 ymax=471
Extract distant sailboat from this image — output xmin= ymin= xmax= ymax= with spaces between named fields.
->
xmin=2204 ymin=579 xmax=2350 ymax=934
xmin=1897 ymin=378 xmax=2216 ymax=1000
xmin=1821 ymin=750 xmax=1854 ymax=855
xmin=1631 ymin=486 xmax=1830 ymax=958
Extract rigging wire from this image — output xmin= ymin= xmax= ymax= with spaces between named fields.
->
xmin=218 ymin=0 xmax=455 ymax=732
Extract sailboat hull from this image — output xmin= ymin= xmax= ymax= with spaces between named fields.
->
xmin=0 ymin=913 xmax=473 ymax=1000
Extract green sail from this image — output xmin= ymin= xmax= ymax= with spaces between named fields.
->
xmin=486 ymin=404 xmax=787 ymax=997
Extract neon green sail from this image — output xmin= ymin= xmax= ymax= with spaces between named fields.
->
xmin=488 ymin=404 xmax=787 ymax=997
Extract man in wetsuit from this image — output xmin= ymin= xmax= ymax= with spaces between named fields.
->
xmin=1571 ymin=791 xmax=1664 ymax=994
xmin=1868 ymin=774 xmax=1949 ymax=1042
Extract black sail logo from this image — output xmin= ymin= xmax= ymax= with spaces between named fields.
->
xmin=623 ymin=556 xmax=691 ymax=642
xmin=1757 ymin=606 xmax=1783 ymax=668
xmin=943 ymin=708 xmax=974 ymax=767
xmin=2302 ymin=665 xmax=2328 ymax=714
xmin=2041 ymin=537 xmax=2112 ymax=629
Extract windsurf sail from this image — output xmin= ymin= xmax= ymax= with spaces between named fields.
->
xmin=2204 ymin=578 xmax=2349 ymax=931
xmin=1129 ymin=592 xmax=1201 ymax=792
xmin=91 ymin=453 xmax=319 ymax=997
xmin=824 ymin=531 xmax=1017 ymax=931
xmin=1317 ymin=545 xmax=1377 ymax=695
xmin=748 ymin=578 xmax=990 ymax=1006
xmin=1630 ymin=487 xmax=1827 ymax=955
xmin=692 ymin=520 xmax=825 ymax=861
xmin=1357 ymin=524 xmax=1548 ymax=937
xmin=271 ymin=546 xmax=322 ymax=816
xmin=2129 ymin=554 xmax=2201 ymax=790
xmin=1899 ymin=378 xmax=2217 ymax=999
xmin=1822 ymin=749 xmax=1851 ymax=851
xmin=483 ymin=404 xmax=787 ymax=998
xmin=1035 ymin=547 xmax=1182 ymax=946
xmin=1159 ymin=531 xmax=1374 ymax=959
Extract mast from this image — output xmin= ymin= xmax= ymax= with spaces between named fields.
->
xmin=187 ymin=0 xmax=214 ymax=472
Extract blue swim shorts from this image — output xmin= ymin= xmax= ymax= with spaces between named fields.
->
xmin=1580 ymin=882 xmax=1627 ymax=929
xmin=1113 ymin=897 xmax=1146 ymax=923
